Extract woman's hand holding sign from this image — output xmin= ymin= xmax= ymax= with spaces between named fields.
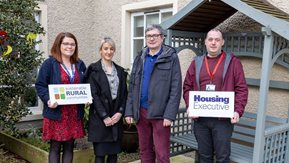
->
xmin=47 ymin=100 xmax=58 ymax=109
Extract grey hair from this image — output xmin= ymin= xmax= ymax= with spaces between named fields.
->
xmin=145 ymin=24 xmax=165 ymax=36
xmin=99 ymin=37 xmax=116 ymax=51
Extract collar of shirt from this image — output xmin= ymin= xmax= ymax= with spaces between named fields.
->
xmin=101 ymin=59 xmax=116 ymax=75
xmin=146 ymin=47 xmax=163 ymax=60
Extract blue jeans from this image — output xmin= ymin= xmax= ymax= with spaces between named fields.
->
xmin=194 ymin=117 xmax=234 ymax=163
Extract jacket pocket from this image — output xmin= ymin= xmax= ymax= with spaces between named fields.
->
xmin=130 ymin=71 xmax=141 ymax=86
xmin=157 ymin=62 xmax=171 ymax=70
xmin=156 ymin=62 xmax=171 ymax=80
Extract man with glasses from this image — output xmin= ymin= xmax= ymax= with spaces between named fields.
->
xmin=125 ymin=24 xmax=182 ymax=163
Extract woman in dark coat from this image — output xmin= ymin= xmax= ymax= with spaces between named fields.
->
xmin=85 ymin=37 xmax=127 ymax=163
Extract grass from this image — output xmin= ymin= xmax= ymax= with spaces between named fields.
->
xmin=20 ymin=137 xmax=49 ymax=152
xmin=12 ymin=128 xmax=50 ymax=152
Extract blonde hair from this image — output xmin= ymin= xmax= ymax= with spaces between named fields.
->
xmin=99 ymin=37 xmax=116 ymax=51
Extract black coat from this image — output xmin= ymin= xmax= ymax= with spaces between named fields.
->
xmin=85 ymin=60 xmax=127 ymax=142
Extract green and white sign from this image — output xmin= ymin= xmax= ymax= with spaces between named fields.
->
xmin=48 ymin=84 xmax=92 ymax=105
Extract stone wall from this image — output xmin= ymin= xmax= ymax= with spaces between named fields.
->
xmin=44 ymin=0 xmax=289 ymax=65
xmin=45 ymin=0 xmax=192 ymax=65
xmin=268 ymin=0 xmax=289 ymax=13
xmin=218 ymin=0 xmax=289 ymax=117
xmin=46 ymin=0 xmax=97 ymax=64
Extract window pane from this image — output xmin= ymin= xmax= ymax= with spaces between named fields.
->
xmin=130 ymin=8 xmax=173 ymax=66
xmin=146 ymin=14 xmax=159 ymax=26
xmin=161 ymin=12 xmax=172 ymax=22
xmin=134 ymin=16 xmax=144 ymax=37
xmin=35 ymin=12 xmax=41 ymax=51
xmin=133 ymin=39 xmax=144 ymax=59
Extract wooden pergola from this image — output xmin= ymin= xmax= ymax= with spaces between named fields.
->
xmin=161 ymin=0 xmax=289 ymax=162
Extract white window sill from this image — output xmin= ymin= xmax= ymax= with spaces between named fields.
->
xmin=20 ymin=114 xmax=43 ymax=121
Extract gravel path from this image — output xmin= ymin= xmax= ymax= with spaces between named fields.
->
xmin=0 ymin=145 xmax=139 ymax=163
xmin=1 ymin=145 xmax=195 ymax=163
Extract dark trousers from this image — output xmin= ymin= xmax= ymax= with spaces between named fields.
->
xmin=136 ymin=108 xmax=170 ymax=163
xmin=194 ymin=117 xmax=234 ymax=163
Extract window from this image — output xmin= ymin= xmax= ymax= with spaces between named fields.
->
xmin=121 ymin=0 xmax=177 ymax=69
xmin=22 ymin=3 xmax=48 ymax=120
xmin=25 ymin=11 xmax=42 ymax=114
xmin=131 ymin=9 xmax=173 ymax=61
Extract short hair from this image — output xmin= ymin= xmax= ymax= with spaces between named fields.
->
xmin=99 ymin=37 xmax=116 ymax=51
xmin=206 ymin=28 xmax=224 ymax=39
xmin=50 ymin=32 xmax=79 ymax=64
xmin=145 ymin=24 xmax=165 ymax=36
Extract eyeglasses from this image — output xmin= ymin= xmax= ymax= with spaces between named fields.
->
xmin=145 ymin=34 xmax=162 ymax=40
xmin=61 ymin=42 xmax=76 ymax=47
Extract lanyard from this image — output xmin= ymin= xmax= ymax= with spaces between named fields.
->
xmin=205 ymin=52 xmax=224 ymax=82
xmin=61 ymin=63 xmax=75 ymax=83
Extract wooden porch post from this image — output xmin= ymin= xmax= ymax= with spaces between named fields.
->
xmin=165 ymin=29 xmax=172 ymax=46
xmin=252 ymin=27 xmax=274 ymax=163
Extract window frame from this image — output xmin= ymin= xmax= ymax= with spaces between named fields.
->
xmin=21 ymin=2 xmax=48 ymax=120
xmin=130 ymin=8 xmax=173 ymax=64
xmin=121 ymin=0 xmax=177 ymax=69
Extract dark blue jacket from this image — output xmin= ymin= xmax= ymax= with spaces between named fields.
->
xmin=35 ymin=57 xmax=87 ymax=120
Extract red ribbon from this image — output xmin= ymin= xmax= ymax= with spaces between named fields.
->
xmin=205 ymin=52 xmax=225 ymax=82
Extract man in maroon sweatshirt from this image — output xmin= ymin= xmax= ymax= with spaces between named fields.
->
xmin=183 ymin=28 xmax=248 ymax=163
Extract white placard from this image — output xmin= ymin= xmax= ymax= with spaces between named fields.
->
xmin=188 ymin=91 xmax=234 ymax=118
xmin=48 ymin=84 xmax=92 ymax=105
